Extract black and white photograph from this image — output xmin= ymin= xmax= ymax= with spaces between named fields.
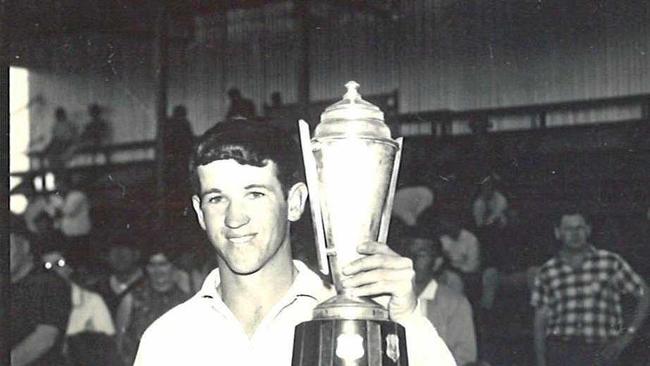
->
xmin=6 ymin=1 xmax=650 ymax=365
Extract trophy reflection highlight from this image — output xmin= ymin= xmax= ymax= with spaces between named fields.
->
xmin=292 ymin=81 xmax=407 ymax=366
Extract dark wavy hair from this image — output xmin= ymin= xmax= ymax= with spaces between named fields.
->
xmin=189 ymin=119 xmax=301 ymax=198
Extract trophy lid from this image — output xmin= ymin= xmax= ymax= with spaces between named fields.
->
xmin=315 ymin=81 xmax=391 ymax=140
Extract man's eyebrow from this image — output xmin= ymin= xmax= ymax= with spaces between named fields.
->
xmin=201 ymin=188 xmax=222 ymax=197
xmin=245 ymin=184 xmax=272 ymax=190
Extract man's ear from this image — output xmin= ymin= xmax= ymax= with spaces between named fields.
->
xmin=287 ymin=182 xmax=308 ymax=222
xmin=192 ymin=195 xmax=207 ymax=230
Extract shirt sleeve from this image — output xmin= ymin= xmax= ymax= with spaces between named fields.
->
xmin=446 ymin=296 xmax=477 ymax=366
xmin=530 ymin=270 xmax=548 ymax=308
xmin=399 ymin=312 xmax=457 ymax=366
xmin=612 ymin=255 xmax=645 ymax=297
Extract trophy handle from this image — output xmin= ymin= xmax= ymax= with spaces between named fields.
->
xmin=298 ymin=120 xmax=330 ymax=275
xmin=377 ymin=137 xmax=403 ymax=244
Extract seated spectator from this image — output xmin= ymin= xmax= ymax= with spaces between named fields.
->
xmin=31 ymin=211 xmax=67 ymax=256
xmin=40 ymin=250 xmax=119 ymax=366
xmin=49 ymin=174 xmax=92 ymax=259
xmin=115 ymin=245 xmax=190 ymax=365
xmin=10 ymin=214 xmax=71 ymax=366
xmin=94 ymin=237 xmax=145 ymax=317
xmin=472 ymin=174 xmax=508 ymax=229
xmin=41 ymin=250 xmax=115 ymax=336
xmin=406 ymin=221 xmax=477 ymax=365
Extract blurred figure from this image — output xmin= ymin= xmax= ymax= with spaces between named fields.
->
xmin=225 ymin=87 xmax=256 ymax=120
xmin=393 ymin=185 xmax=435 ymax=227
xmin=31 ymin=211 xmax=67 ymax=259
xmin=438 ymin=215 xmax=481 ymax=304
xmin=40 ymin=250 xmax=119 ymax=366
xmin=162 ymin=105 xmax=194 ymax=218
xmin=45 ymin=107 xmax=78 ymax=172
xmin=95 ymin=238 xmax=144 ymax=317
xmin=406 ymin=223 xmax=478 ymax=366
xmin=115 ymin=247 xmax=190 ymax=365
xmin=472 ymin=175 xmax=508 ymax=229
xmin=80 ymin=104 xmax=111 ymax=147
xmin=10 ymin=214 xmax=71 ymax=366
xmin=49 ymin=174 xmax=92 ymax=261
xmin=532 ymin=206 xmax=649 ymax=366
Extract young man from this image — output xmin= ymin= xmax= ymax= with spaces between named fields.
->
xmin=531 ymin=206 xmax=649 ymax=366
xmin=134 ymin=120 xmax=455 ymax=365
xmin=10 ymin=215 xmax=72 ymax=366
xmin=406 ymin=222 xmax=477 ymax=366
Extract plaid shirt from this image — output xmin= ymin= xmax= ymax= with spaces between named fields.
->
xmin=531 ymin=246 xmax=645 ymax=343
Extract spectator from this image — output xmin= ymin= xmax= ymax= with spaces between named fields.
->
xmin=80 ymin=104 xmax=111 ymax=148
xmin=10 ymin=214 xmax=72 ymax=366
xmin=438 ymin=215 xmax=482 ymax=305
xmin=480 ymin=207 xmax=550 ymax=366
xmin=40 ymin=250 xmax=118 ymax=366
xmin=31 ymin=211 xmax=67 ymax=260
xmin=472 ymin=174 xmax=508 ymax=229
xmin=94 ymin=237 xmax=144 ymax=317
xmin=406 ymin=222 xmax=478 ymax=366
xmin=162 ymin=105 xmax=194 ymax=219
xmin=532 ymin=205 xmax=650 ymax=366
xmin=45 ymin=107 xmax=78 ymax=171
xmin=115 ymin=246 xmax=189 ymax=365
xmin=40 ymin=250 xmax=115 ymax=336
xmin=225 ymin=87 xmax=256 ymax=120
xmin=49 ymin=174 xmax=92 ymax=261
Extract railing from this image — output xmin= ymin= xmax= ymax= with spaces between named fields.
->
xmin=396 ymin=93 xmax=650 ymax=137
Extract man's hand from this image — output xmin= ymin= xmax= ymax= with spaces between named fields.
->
xmin=597 ymin=334 xmax=632 ymax=366
xmin=340 ymin=241 xmax=417 ymax=322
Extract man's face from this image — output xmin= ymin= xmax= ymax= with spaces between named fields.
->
xmin=146 ymin=253 xmax=175 ymax=292
xmin=108 ymin=246 xmax=140 ymax=274
xmin=192 ymin=159 xmax=306 ymax=275
xmin=555 ymin=214 xmax=591 ymax=250
xmin=407 ymin=238 xmax=435 ymax=280
xmin=42 ymin=251 xmax=72 ymax=279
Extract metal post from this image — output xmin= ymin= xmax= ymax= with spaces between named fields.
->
xmin=296 ymin=0 xmax=310 ymax=119
xmin=154 ymin=1 xmax=169 ymax=227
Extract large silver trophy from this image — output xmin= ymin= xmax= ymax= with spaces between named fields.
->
xmin=292 ymin=81 xmax=406 ymax=366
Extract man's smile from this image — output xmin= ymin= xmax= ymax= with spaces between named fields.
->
xmin=226 ymin=233 xmax=257 ymax=244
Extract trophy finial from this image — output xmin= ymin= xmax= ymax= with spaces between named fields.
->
xmin=343 ymin=81 xmax=361 ymax=102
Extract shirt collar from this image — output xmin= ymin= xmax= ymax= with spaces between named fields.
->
xmin=556 ymin=245 xmax=597 ymax=265
xmin=197 ymin=260 xmax=333 ymax=302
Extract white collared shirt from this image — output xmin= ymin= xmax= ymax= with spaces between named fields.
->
xmin=134 ymin=260 xmax=456 ymax=366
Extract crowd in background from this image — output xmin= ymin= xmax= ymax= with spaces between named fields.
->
xmin=9 ymin=99 xmax=650 ymax=366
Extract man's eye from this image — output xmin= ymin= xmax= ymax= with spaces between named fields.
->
xmin=248 ymin=191 xmax=265 ymax=199
xmin=207 ymin=196 xmax=225 ymax=204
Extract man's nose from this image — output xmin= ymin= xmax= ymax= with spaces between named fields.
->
xmin=225 ymin=201 xmax=250 ymax=228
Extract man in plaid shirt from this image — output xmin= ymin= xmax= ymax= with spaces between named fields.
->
xmin=531 ymin=206 xmax=649 ymax=366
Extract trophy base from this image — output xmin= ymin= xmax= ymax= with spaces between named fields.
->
xmin=312 ymin=294 xmax=389 ymax=321
xmin=292 ymin=318 xmax=408 ymax=366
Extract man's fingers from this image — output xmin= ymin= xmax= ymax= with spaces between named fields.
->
xmin=345 ymin=279 xmax=411 ymax=298
xmin=355 ymin=241 xmax=397 ymax=256
xmin=341 ymin=268 xmax=414 ymax=289
xmin=343 ymin=254 xmax=412 ymax=276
